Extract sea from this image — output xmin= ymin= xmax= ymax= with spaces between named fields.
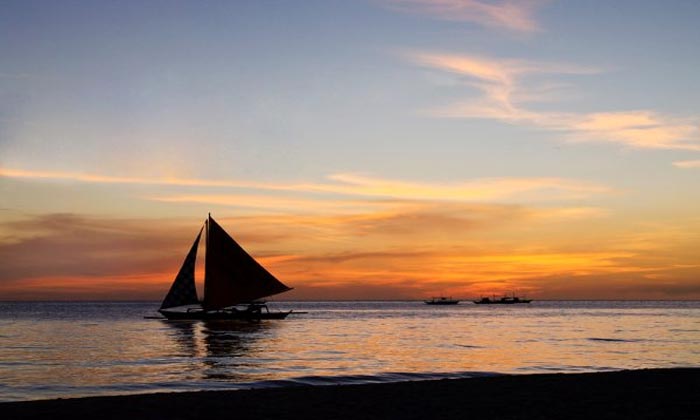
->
xmin=0 ymin=300 xmax=698 ymax=402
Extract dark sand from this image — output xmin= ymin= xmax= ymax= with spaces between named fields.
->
xmin=3 ymin=368 xmax=698 ymax=419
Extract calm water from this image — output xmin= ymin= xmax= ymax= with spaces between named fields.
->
xmin=0 ymin=301 xmax=699 ymax=401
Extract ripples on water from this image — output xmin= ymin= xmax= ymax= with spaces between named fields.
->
xmin=0 ymin=301 xmax=698 ymax=401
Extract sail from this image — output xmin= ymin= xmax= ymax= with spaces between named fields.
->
xmin=160 ymin=228 xmax=203 ymax=310
xmin=203 ymin=217 xmax=291 ymax=310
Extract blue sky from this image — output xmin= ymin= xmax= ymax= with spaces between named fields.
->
xmin=3 ymin=1 xmax=698 ymax=181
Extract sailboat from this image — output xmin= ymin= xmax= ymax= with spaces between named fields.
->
xmin=158 ymin=214 xmax=293 ymax=320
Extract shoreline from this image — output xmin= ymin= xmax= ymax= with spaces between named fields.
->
xmin=3 ymin=368 xmax=698 ymax=419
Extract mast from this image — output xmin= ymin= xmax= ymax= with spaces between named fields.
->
xmin=204 ymin=213 xmax=210 ymax=303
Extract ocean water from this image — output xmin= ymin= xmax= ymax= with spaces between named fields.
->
xmin=0 ymin=300 xmax=698 ymax=402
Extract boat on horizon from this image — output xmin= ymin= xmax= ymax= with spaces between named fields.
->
xmin=158 ymin=214 xmax=293 ymax=320
xmin=425 ymin=297 xmax=460 ymax=305
xmin=473 ymin=294 xmax=532 ymax=305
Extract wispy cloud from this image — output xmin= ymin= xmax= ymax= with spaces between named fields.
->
xmin=672 ymin=159 xmax=700 ymax=168
xmin=569 ymin=111 xmax=700 ymax=151
xmin=2 ymin=167 xmax=612 ymax=203
xmin=317 ymin=173 xmax=611 ymax=201
xmin=409 ymin=52 xmax=700 ymax=152
xmin=149 ymin=194 xmax=395 ymax=214
xmin=0 ymin=168 xmax=266 ymax=189
xmin=384 ymin=0 xmax=545 ymax=33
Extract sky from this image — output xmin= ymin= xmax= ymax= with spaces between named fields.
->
xmin=1 ymin=0 xmax=699 ymax=301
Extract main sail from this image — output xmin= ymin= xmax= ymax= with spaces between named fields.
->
xmin=160 ymin=227 xmax=203 ymax=310
xmin=203 ymin=216 xmax=291 ymax=310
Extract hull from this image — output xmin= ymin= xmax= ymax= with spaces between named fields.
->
xmin=473 ymin=299 xmax=532 ymax=304
xmin=159 ymin=309 xmax=292 ymax=320
xmin=425 ymin=300 xmax=460 ymax=305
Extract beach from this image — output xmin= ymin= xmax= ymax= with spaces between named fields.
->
xmin=3 ymin=368 xmax=697 ymax=419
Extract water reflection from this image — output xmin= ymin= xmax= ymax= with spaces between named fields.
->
xmin=163 ymin=320 xmax=200 ymax=358
xmin=161 ymin=320 xmax=275 ymax=380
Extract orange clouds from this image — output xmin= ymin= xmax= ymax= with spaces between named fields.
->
xmin=0 ymin=273 xmax=173 ymax=300
xmin=0 ymin=214 xmax=201 ymax=283
xmin=1 ymin=168 xmax=697 ymax=301
xmin=2 ymin=205 xmax=699 ymax=300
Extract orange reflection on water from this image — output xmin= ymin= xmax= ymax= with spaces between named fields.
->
xmin=1 ymin=301 xmax=699 ymax=402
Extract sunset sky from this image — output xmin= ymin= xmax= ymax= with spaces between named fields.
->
xmin=1 ymin=0 xmax=699 ymax=300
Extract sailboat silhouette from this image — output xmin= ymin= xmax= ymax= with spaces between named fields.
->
xmin=159 ymin=214 xmax=293 ymax=320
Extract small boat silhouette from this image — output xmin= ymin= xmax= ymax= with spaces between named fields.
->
xmin=425 ymin=296 xmax=460 ymax=305
xmin=473 ymin=294 xmax=532 ymax=304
